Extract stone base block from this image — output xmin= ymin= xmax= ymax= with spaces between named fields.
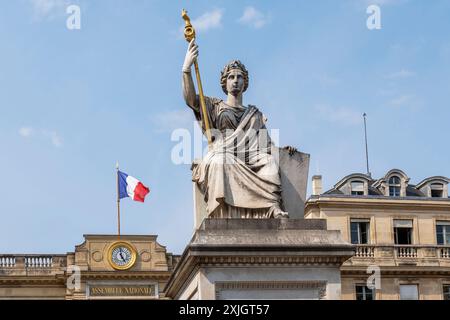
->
xmin=164 ymin=219 xmax=354 ymax=300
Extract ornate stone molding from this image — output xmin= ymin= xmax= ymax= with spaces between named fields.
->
xmin=342 ymin=267 xmax=450 ymax=276
xmin=91 ymin=250 xmax=103 ymax=262
xmin=197 ymin=255 xmax=348 ymax=266
xmin=140 ymin=250 xmax=152 ymax=262
xmin=215 ymin=281 xmax=327 ymax=300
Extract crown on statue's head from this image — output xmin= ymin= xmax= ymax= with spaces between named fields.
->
xmin=220 ymin=60 xmax=249 ymax=94
xmin=221 ymin=60 xmax=247 ymax=74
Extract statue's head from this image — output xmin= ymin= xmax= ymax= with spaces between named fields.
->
xmin=220 ymin=60 xmax=249 ymax=96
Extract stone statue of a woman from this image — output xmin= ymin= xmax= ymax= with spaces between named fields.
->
xmin=182 ymin=40 xmax=296 ymax=219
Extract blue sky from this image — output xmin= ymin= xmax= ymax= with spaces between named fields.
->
xmin=0 ymin=0 xmax=449 ymax=254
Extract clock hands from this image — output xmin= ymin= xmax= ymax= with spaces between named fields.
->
xmin=118 ymin=248 xmax=126 ymax=262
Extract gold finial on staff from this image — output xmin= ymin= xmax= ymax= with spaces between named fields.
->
xmin=182 ymin=9 xmax=195 ymax=42
xmin=181 ymin=9 xmax=212 ymax=146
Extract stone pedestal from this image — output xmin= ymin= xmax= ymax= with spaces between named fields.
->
xmin=164 ymin=219 xmax=354 ymax=300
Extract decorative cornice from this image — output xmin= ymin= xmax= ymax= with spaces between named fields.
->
xmin=0 ymin=271 xmax=172 ymax=284
xmin=196 ymin=255 xmax=351 ymax=266
xmin=341 ymin=266 xmax=450 ymax=276
xmin=0 ymin=276 xmax=66 ymax=285
xmin=306 ymin=195 xmax=450 ymax=211
xmin=80 ymin=271 xmax=172 ymax=280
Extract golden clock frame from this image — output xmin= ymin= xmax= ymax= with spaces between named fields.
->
xmin=107 ymin=241 xmax=138 ymax=271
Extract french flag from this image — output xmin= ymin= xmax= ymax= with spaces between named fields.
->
xmin=118 ymin=171 xmax=150 ymax=202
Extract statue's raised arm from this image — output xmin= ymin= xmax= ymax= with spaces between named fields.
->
xmin=182 ymin=39 xmax=199 ymax=110
xmin=181 ymin=9 xmax=212 ymax=144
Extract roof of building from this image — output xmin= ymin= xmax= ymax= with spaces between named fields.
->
xmin=322 ymin=169 xmax=449 ymax=199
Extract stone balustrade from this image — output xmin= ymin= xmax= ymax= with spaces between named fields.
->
xmin=352 ymin=245 xmax=450 ymax=264
xmin=25 ymin=256 xmax=53 ymax=268
xmin=396 ymin=246 xmax=418 ymax=258
xmin=0 ymin=256 xmax=16 ymax=268
xmin=355 ymin=245 xmax=375 ymax=258
xmin=440 ymin=247 xmax=450 ymax=259
xmin=0 ymin=254 xmax=66 ymax=273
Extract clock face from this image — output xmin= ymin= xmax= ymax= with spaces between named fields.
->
xmin=111 ymin=246 xmax=132 ymax=266
xmin=107 ymin=241 xmax=137 ymax=270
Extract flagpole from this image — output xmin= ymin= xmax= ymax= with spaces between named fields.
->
xmin=116 ymin=161 xmax=121 ymax=239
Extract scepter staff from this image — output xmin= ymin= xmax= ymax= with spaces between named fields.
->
xmin=182 ymin=9 xmax=212 ymax=146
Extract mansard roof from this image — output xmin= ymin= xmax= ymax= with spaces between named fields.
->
xmin=323 ymin=169 xmax=449 ymax=198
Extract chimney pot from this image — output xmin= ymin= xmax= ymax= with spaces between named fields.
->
xmin=312 ymin=175 xmax=323 ymax=195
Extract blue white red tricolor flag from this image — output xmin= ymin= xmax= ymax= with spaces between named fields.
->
xmin=118 ymin=171 xmax=150 ymax=202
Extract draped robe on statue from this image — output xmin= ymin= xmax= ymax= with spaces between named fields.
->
xmin=190 ymin=96 xmax=283 ymax=218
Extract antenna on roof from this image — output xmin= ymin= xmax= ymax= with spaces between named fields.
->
xmin=363 ymin=113 xmax=371 ymax=178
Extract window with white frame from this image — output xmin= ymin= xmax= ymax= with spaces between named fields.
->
xmin=351 ymin=181 xmax=364 ymax=195
xmin=350 ymin=219 xmax=370 ymax=244
xmin=436 ymin=221 xmax=450 ymax=245
xmin=355 ymin=284 xmax=374 ymax=300
xmin=389 ymin=176 xmax=401 ymax=197
xmin=400 ymin=284 xmax=419 ymax=300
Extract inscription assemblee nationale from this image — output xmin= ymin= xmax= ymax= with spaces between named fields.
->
xmin=89 ymin=286 xmax=156 ymax=297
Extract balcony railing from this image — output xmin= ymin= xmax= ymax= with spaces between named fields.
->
xmin=396 ymin=246 xmax=418 ymax=258
xmin=0 ymin=256 xmax=16 ymax=268
xmin=0 ymin=254 xmax=66 ymax=272
xmin=355 ymin=245 xmax=375 ymax=258
xmin=25 ymin=256 xmax=53 ymax=268
xmin=352 ymin=245 xmax=450 ymax=264
xmin=440 ymin=247 xmax=450 ymax=259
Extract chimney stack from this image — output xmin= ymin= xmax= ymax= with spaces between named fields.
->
xmin=312 ymin=175 xmax=323 ymax=196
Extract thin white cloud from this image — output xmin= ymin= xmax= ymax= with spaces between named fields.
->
xmin=190 ymin=9 xmax=223 ymax=33
xmin=30 ymin=0 xmax=69 ymax=20
xmin=389 ymin=94 xmax=414 ymax=107
xmin=19 ymin=126 xmax=63 ymax=147
xmin=152 ymin=109 xmax=194 ymax=133
xmin=238 ymin=6 xmax=269 ymax=29
xmin=315 ymin=105 xmax=362 ymax=126
xmin=177 ymin=9 xmax=223 ymax=39
xmin=19 ymin=127 xmax=34 ymax=138
xmin=385 ymin=69 xmax=416 ymax=79
xmin=47 ymin=131 xmax=63 ymax=147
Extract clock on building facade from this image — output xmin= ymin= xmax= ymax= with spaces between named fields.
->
xmin=107 ymin=241 xmax=137 ymax=270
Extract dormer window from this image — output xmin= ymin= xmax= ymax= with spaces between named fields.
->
xmin=431 ymin=183 xmax=444 ymax=198
xmin=416 ymin=177 xmax=449 ymax=198
xmin=389 ymin=176 xmax=401 ymax=197
xmin=351 ymin=181 xmax=364 ymax=196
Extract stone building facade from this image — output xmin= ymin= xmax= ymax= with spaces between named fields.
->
xmin=0 ymin=235 xmax=179 ymax=299
xmin=2 ymin=168 xmax=450 ymax=300
xmin=305 ymin=169 xmax=450 ymax=300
